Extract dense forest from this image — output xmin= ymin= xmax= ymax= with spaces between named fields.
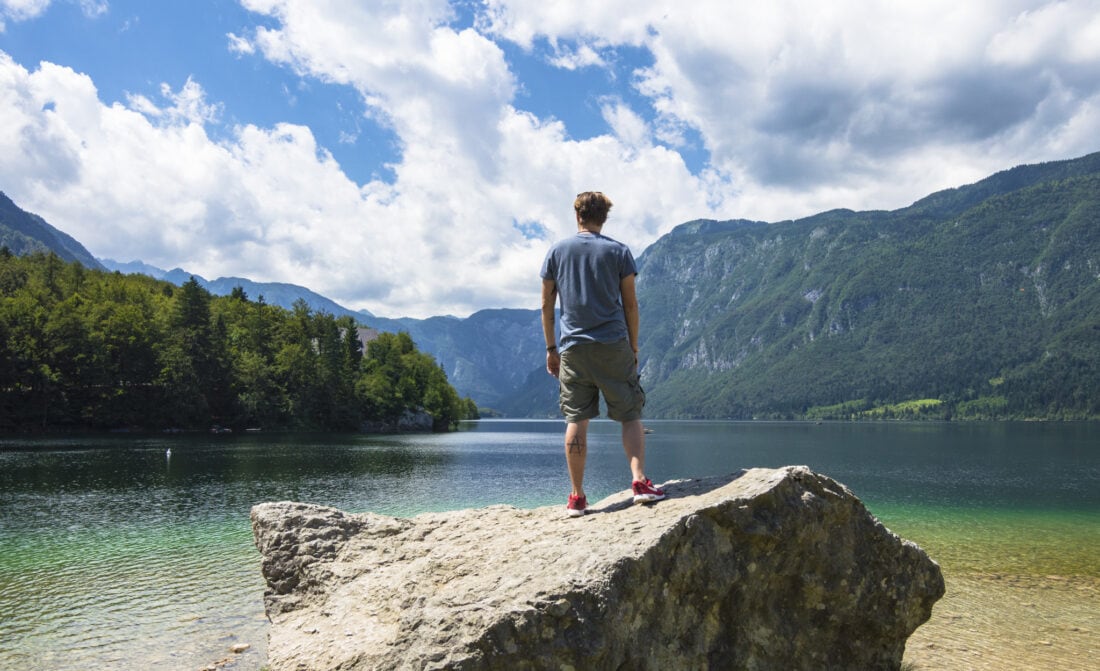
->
xmin=0 ymin=250 xmax=477 ymax=432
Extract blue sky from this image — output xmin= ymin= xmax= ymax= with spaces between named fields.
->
xmin=5 ymin=1 xmax=397 ymax=182
xmin=2 ymin=1 xmax=1098 ymax=317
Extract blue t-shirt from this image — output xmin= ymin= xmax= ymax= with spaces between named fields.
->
xmin=540 ymin=232 xmax=638 ymax=351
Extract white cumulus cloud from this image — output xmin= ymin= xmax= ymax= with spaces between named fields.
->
xmin=0 ymin=0 xmax=52 ymax=27
xmin=2 ymin=0 xmax=1099 ymax=319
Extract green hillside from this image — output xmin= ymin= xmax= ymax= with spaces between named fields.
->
xmin=637 ymin=152 xmax=1100 ymax=419
xmin=0 ymin=192 xmax=103 ymax=270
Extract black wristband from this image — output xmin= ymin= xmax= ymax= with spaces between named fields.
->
xmin=546 ymin=345 xmax=557 ymax=352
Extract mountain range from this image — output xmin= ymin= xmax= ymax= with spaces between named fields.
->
xmin=3 ymin=149 xmax=1099 ymax=419
xmin=96 ymin=258 xmax=377 ymax=321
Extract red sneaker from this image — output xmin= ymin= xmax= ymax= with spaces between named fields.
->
xmin=566 ymin=493 xmax=587 ymax=518
xmin=632 ymin=478 xmax=667 ymax=504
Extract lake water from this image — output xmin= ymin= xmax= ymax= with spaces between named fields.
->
xmin=1 ymin=420 xmax=1098 ymax=670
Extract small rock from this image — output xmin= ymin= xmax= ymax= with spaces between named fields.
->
xmin=230 ymin=643 xmax=250 ymax=653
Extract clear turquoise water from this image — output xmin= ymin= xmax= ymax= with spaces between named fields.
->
xmin=1 ymin=420 xmax=1097 ymax=670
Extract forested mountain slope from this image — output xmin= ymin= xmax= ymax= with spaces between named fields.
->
xmin=0 ymin=192 xmax=103 ymax=270
xmin=636 ymin=152 xmax=1100 ymax=419
xmin=360 ymin=309 xmax=551 ymax=416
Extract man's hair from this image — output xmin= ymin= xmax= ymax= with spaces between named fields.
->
xmin=574 ymin=191 xmax=613 ymax=225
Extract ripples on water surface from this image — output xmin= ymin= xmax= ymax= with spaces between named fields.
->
xmin=1 ymin=421 xmax=1097 ymax=670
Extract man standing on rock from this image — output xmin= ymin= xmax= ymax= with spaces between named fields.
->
xmin=541 ymin=191 xmax=666 ymax=518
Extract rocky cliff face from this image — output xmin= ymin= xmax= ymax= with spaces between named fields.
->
xmin=252 ymin=466 xmax=944 ymax=671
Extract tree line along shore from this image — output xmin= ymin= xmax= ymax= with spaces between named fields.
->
xmin=0 ymin=250 xmax=477 ymax=433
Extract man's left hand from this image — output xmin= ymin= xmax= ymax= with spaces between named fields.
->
xmin=546 ymin=350 xmax=560 ymax=378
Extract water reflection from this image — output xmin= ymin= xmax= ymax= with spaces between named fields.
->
xmin=0 ymin=433 xmax=453 ymax=492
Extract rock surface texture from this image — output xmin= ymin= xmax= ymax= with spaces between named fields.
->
xmin=251 ymin=466 xmax=944 ymax=671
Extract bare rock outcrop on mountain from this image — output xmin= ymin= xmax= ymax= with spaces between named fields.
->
xmin=251 ymin=466 xmax=944 ymax=671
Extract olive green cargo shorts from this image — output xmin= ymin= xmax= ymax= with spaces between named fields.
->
xmin=558 ymin=339 xmax=645 ymax=423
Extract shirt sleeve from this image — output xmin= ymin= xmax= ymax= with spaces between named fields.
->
xmin=540 ymin=247 xmax=556 ymax=280
xmin=621 ymin=247 xmax=638 ymax=278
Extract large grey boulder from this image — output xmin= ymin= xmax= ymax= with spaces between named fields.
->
xmin=251 ymin=466 xmax=944 ymax=670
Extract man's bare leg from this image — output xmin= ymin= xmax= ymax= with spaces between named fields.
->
xmin=622 ymin=418 xmax=646 ymax=482
xmin=565 ymin=419 xmax=588 ymax=497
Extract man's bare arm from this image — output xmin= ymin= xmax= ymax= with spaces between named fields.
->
xmin=541 ymin=278 xmax=560 ymax=377
xmin=620 ymin=273 xmax=640 ymax=354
